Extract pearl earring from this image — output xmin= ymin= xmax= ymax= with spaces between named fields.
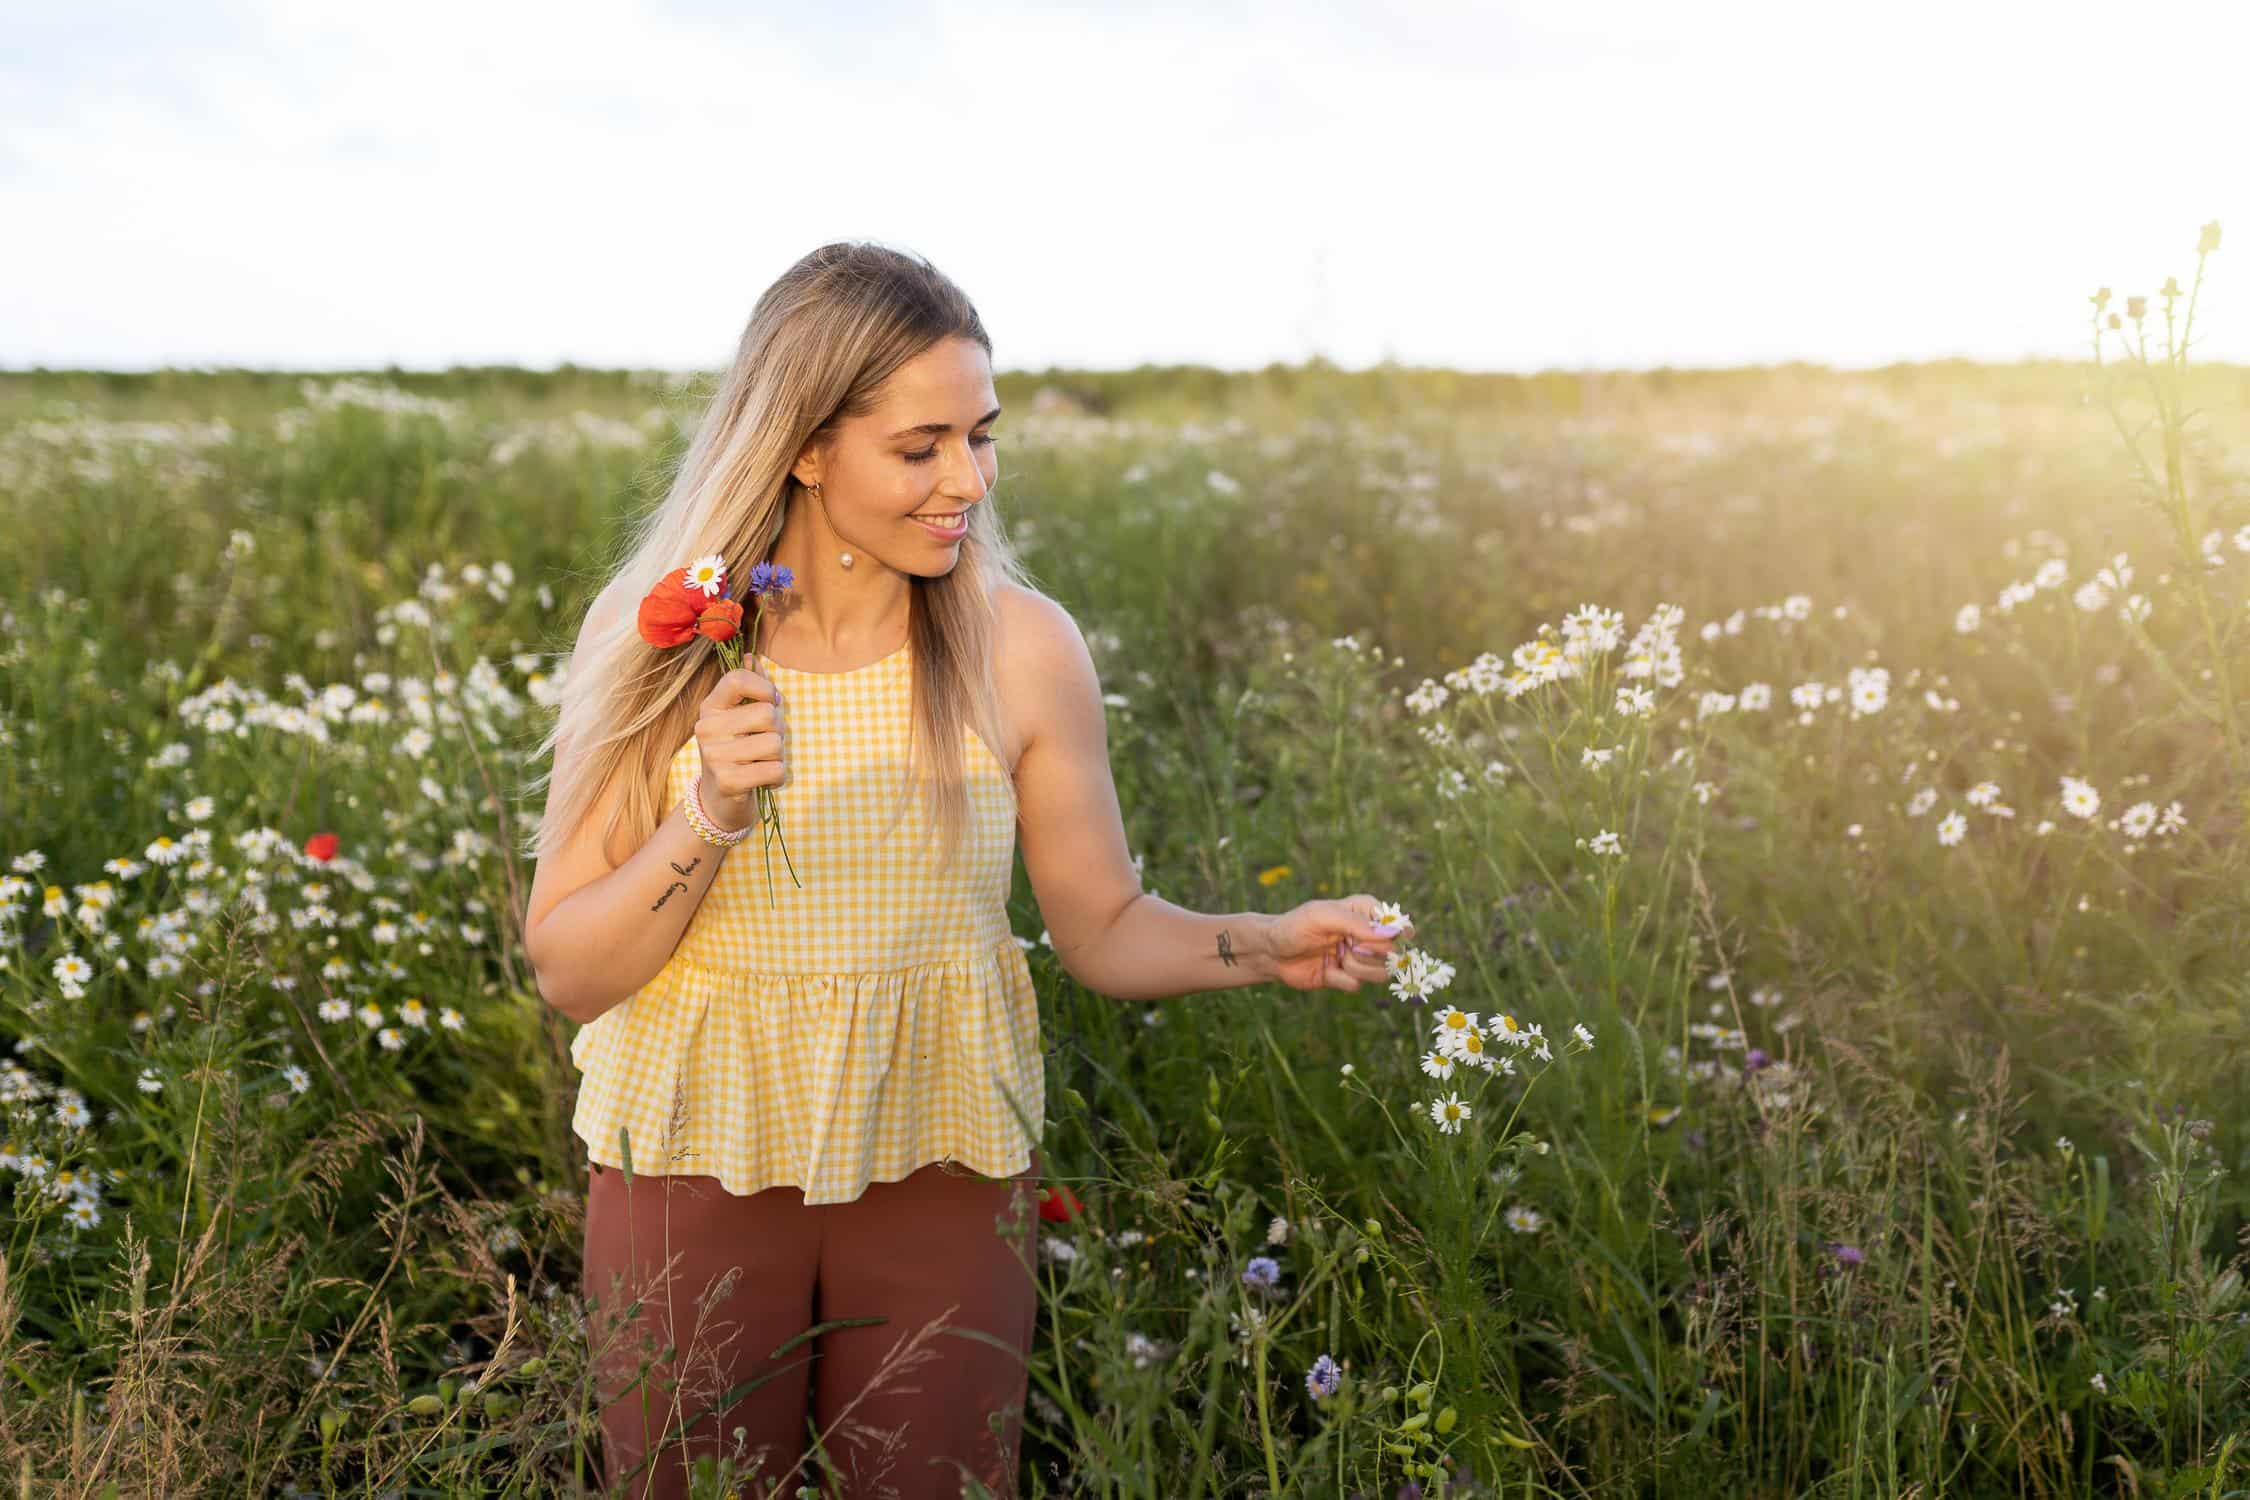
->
xmin=813 ymin=481 xmax=853 ymax=567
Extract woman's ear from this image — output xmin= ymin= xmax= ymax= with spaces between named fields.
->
xmin=789 ymin=439 xmax=825 ymax=493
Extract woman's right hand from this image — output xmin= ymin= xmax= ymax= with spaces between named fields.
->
xmin=693 ymin=666 xmax=786 ymax=833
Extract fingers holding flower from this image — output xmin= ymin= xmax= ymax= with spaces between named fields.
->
xmin=639 ymin=553 xmax=803 ymax=904
xmin=1262 ymin=892 xmax=1414 ymax=993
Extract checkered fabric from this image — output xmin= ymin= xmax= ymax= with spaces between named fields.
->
xmin=568 ymin=641 xmax=1045 ymax=1205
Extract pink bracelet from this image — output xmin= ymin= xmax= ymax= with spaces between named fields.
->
xmin=683 ymin=778 xmax=753 ymax=847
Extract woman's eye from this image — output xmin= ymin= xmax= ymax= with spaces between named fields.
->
xmin=905 ymin=433 xmax=1000 ymax=463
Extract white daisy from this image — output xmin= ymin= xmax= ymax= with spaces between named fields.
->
xmin=683 ymin=554 xmax=728 ymax=596
xmin=2060 ymin=775 xmax=2100 ymax=820
xmin=1428 ymin=1093 xmax=1472 ymax=1134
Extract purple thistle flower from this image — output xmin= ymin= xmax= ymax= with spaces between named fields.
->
xmin=1744 ymin=1048 xmax=1770 ymax=1072
xmin=1242 ymin=1255 xmax=1281 ymax=1290
xmin=1829 ymin=1241 xmax=1865 ymax=1267
xmin=1305 ymin=1352 xmax=1341 ymax=1400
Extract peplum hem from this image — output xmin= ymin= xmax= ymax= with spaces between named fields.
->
xmin=567 ymin=932 xmax=1045 ymax=1206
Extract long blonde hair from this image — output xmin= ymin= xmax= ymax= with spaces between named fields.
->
xmin=521 ymin=241 xmax=1041 ymax=873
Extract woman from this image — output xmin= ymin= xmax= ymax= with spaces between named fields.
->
xmin=520 ymin=241 xmax=1413 ymax=1498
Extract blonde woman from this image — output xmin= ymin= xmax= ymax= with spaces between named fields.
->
xmin=521 ymin=241 xmax=1413 ymax=1499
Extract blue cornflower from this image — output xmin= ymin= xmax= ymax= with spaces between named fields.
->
xmin=747 ymin=560 xmax=795 ymax=597
xmin=1242 ymin=1255 xmax=1281 ymax=1291
xmin=1305 ymin=1352 xmax=1341 ymax=1400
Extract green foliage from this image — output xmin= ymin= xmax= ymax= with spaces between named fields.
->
xmin=2 ymin=225 xmax=2249 ymax=1493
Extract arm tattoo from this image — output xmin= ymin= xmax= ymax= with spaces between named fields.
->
xmin=1216 ymin=929 xmax=1240 ymax=968
xmin=651 ymin=855 xmax=704 ymax=910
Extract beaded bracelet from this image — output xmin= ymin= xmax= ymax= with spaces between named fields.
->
xmin=683 ymin=778 xmax=754 ymax=848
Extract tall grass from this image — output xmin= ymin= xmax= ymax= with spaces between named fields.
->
xmin=2 ymin=224 xmax=2248 ymax=1495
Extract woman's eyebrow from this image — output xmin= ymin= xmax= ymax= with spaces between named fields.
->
xmin=886 ymin=405 xmax=1003 ymax=440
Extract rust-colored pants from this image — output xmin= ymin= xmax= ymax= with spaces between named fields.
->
xmin=582 ymin=1149 xmax=1043 ymax=1500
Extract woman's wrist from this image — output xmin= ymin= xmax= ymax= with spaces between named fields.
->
xmin=1245 ymin=911 xmax=1281 ymax=984
xmin=684 ymin=776 xmax=754 ymax=846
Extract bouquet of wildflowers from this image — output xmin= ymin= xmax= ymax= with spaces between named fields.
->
xmin=637 ymin=553 xmax=801 ymax=907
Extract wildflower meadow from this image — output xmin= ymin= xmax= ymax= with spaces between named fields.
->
xmin=5 ymin=223 xmax=2250 ymax=1496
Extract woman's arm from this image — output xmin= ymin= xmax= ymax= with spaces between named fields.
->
xmin=1002 ymin=586 xmax=1402 ymax=1002
xmin=524 ymin=786 xmax=744 ymax=1026
xmin=522 ymin=599 xmax=783 ymax=1025
xmin=1051 ymin=889 xmax=1282 ymax=1003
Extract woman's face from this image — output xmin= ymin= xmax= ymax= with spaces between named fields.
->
xmin=803 ymin=335 xmax=1001 ymax=577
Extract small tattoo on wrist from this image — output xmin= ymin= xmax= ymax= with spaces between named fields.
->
xmin=1216 ymin=929 xmax=1239 ymax=968
xmin=651 ymin=880 xmax=689 ymax=911
xmin=669 ymin=857 xmax=700 ymax=877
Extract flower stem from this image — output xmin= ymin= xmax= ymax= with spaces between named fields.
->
xmin=1252 ymin=1318 xmax=1281 ymax=1494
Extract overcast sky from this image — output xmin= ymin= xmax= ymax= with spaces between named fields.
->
xmin=7 ymin=0 xmax=2247 ymax=374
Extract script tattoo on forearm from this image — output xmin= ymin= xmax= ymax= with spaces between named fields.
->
xmin=1216 ymin=929 xmax=1240 ymax=968
xmin=650 ymin=857 xmax=701 ymax=911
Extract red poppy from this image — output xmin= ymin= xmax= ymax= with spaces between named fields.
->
xmin=636 ymin=573 xmax=706 ymax=650
xmin=694 ymin=597 xmax=743 ymax=644
xmin=303 ymin=831 xmax=340 ymax=863
xmin=1037 ymin=1183 xmax=1083 ymax=1224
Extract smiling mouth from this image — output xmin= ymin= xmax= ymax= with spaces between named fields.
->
xmin=912 ymin=511 xmax=969 ymax=533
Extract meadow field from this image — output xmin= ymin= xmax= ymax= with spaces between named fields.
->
xmin=3 ymin=249 xmax=2249 ymax=1496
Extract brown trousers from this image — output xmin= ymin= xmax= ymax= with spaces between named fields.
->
xmin=581 ymin=1148 xmax=1044 ymax=1500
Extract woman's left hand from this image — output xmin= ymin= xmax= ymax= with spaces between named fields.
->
xmin=1263 ymin=893 xmax=1413 ymax=993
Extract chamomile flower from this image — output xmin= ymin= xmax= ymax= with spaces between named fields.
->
xmin=683 ymin=553 xmax=728 ymax=596
xmin=1431 ymin=1008 xmax=1480 ymax=1047
xmin=1486 ymin=1012 xmax=1537 ymax=1049
xmin=1428 ymin=1093 xmax=1472 ymax=1134
xmin=2060 ymin=775 xmax=2101 ymax=820
xmin=1444 ymin=1025 xmax=1496 ymax=1069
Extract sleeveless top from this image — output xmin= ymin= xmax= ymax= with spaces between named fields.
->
xmin=566 ymin=640 xmax=1045 ymax=1205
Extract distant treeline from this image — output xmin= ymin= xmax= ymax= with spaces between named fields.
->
xmin=5 ymin=355 xmax=2249 ymax=423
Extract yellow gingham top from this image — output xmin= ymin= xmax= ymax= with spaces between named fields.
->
xmin=567 ymin=640 xmax=1045 ymax=1205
